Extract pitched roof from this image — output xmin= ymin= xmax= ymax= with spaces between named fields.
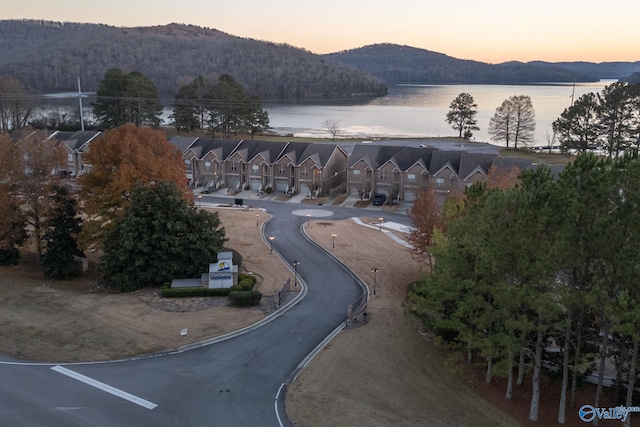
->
xmin=51 ymin=130 xmax=101 ymax=152
xmin=188 ymin=138 xmax=241 ymax=161
xmin=231 ymin=140 xmax=289 ymax=163
xmin=168 ymin=136 xmax=198 ymax=154
xmin=429 ymin=149 xmax=462 ymax=175
xmin=458 ymin=152 xmax=496 ymax=181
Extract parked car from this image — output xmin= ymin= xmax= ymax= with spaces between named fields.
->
xmin=371 ymin=194 xmax=387 ymax=205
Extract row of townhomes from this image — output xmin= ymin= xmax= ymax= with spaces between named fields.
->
xmin=9 ymin=130 xmax=541 ymax=202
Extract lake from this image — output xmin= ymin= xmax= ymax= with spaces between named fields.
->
xmin=264 ymin=80 xmax=614 ymax=146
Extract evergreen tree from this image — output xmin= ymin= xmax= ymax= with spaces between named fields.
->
xmin=41 ymin=186 xmax=84 ymax=279
xmin=445 ymin=92 xmax=480 ymax=139
xmin=93 ymin=68 xmax=163 ymax=129
xmin=100 ymin=181 xmax=227 ymax=292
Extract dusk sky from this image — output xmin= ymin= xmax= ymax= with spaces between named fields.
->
xmin=5 ymin=1 xmax=639 ymax=63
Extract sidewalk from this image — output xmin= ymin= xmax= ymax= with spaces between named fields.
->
xmin=194 ymin=186 xmax=413 ymax=212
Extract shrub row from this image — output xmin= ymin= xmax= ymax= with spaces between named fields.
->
xmin=228 ymin=291 xmax=262 ymax=306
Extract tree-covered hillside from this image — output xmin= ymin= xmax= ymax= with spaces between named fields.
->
xmin=0 ymin=20 xmax=387 ymax=101
xmin=530 ymin=60 xmax=640 ymax=80
xmin=325 ymin=44 xmax=606 ymax=84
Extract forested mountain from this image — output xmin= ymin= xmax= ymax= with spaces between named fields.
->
xmin=0 ymin=20 xmax=387 ymax=101
xmin=325 ymin=44 xmax=640 ymax=84
xmin=530 ymin=60 xmax=640 ymax=80
xmin=3 ymin=20 xmax=639 ymax=103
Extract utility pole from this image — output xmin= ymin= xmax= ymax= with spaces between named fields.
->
xmin=77 ymin=77 xmax=85 ymax=131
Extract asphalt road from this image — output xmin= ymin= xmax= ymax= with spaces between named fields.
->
xmin=0 ymin=197 xmax=412 ymax=426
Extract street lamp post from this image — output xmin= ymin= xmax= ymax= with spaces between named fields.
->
xmin=371 ymin=267 xmax=379 ymax=296
xmin=306 ymin=214 xmax=311 ymax=228
xmin=331 ymin=233 xmax=337 ymax=250
xmin=293 ymin=260 xmax=300 ymax=288
xmin=378 ymin=217 xmax=383 ymax=231
xmin=256 ymin=213 xmax=259 ymax=227
xmin=268 ymin=236 xmax=275 ymax=254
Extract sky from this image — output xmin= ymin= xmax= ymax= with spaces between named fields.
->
xmin=5 ymin=0 xmax=640 ymax=64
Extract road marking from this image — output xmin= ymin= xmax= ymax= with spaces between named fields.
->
xmin=51 ymin=365 xmax=157 ymax=410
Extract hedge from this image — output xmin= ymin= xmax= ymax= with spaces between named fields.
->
xmin=228 ymin=291 xmax=262 ymax=306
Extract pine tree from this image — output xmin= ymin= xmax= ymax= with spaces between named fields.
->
xmin=41 ymin=186 xmax=84 ymax=279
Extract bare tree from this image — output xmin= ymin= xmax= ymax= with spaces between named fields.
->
xmin=0 ymin=78 xmax=35 ymax=132
xmin=322 ymin=119 xmax=341 ymax=140
xmin=488 ymin=95 xmax=536 ymax=148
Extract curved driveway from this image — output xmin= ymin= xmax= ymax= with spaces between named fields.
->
xmin=0 ymin=197 xmax=411 ymax=426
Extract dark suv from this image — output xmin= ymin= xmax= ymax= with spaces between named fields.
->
xmin=371 ymin=194 xmax=387 ymax=206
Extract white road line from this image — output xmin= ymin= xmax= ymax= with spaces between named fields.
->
xmin=51 ymin=365 xmax=157 ymax=410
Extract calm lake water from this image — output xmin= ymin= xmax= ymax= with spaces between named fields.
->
xmin=264 ymin=80 xmax=614 ymax=146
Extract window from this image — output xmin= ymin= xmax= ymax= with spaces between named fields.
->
xmin=435 ymin=177 xmax=445 ymax=187
xmin=184 ymin=159 xmax=191 ymax=166
xmin=393 ymin=171 xmax=400 ymax=180
xmin=366 ymin=170 xmax=372 ymax=178
xmin=301 ymin=167 xmax=308 ymax=177
xmin=407 ymin=174 xmax=416 ymax=181
xmin=205 ymin=161 xmax=212 ymax=171
xmin=230 ymin=163 xmax=237 ymax=172
xmin=67 ymin=154 xmax=73 ymax=162
xmin=278 ymin=164 xmax=286 ymax=174
xmin=252 ymin=164 xmax=259 ymax=174
xmin=379 ymin=170 xmax=387 ymax=181
xmin=352 ymin=170 xmax=360 ymax=175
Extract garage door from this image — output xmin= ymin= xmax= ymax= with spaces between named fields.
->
xmin=227 ymin=177 xmax=240 ymax=190
xmin=250 ymin=178 xmax=261 ymax=190
xmin=276 ymin=179 xmax=288 ymax=192
xmin=404 ymin=190 xmax=417 ymax=202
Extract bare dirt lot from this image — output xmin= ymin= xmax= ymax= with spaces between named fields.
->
xmin=2 ymin=207 xmax=603 ymax=426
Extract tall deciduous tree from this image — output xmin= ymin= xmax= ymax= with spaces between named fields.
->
xmin=41 ymin=186 xmax=84 ymax=279
xmin=0 ymin=181 xmax=27 ymax=265
xmin=100 ymin=181 xmax=226 ymax=292
xmin=0 ymin=78 xmax=35 ymax=132
xmin=446 ymin=92 xmax=480 ymax=139
xmin=489 ymin=95 xmax=536 ymax=148
xmin=0 ymin=131 xmax=66 ymax=255
xmin=93 ymin=69 xmax=163 ymax=129
xmin=407 ymin=189 xmax=445 ymax=271
xmin=79 ymin=124 xmax=190 ymax=244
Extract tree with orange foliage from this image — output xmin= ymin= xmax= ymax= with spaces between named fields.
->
xmin=0 ymin=131 xmax=66 ymax=256
xmin=407 ymin=189 xmax=446 ymax=271
xmin=79 ymin=124 xmax=190 ymax=244
xmin=485 ymin=164 xmax=521 ymax=190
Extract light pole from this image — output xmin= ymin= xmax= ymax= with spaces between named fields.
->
xmin=197 ymin=195 xmax=202 ymax=208
xmin=256 ymin=213 xmax=259 ymax=227
xmin=378 ymin=217 xmax=383 ymax=231
xmin=371 ymin=267 xmax=379 ymax=296
xmin=268 ymin=236 xmax=275 ymax=254
xmin=306 ymin=214 xmax=311 ymax=228
xmin=293 ymin=260 xmax=300 ymax=288
xmin=331 ymin=233 xmax=337 ymax=250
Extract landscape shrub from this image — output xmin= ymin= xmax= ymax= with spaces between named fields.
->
xmin=228 ymin=291 xmax=262 ymax=306
xmin=237 ymin=278 xmax=255 ymax=291
xmin=237 ymin=273 xmax=256 ymax=284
